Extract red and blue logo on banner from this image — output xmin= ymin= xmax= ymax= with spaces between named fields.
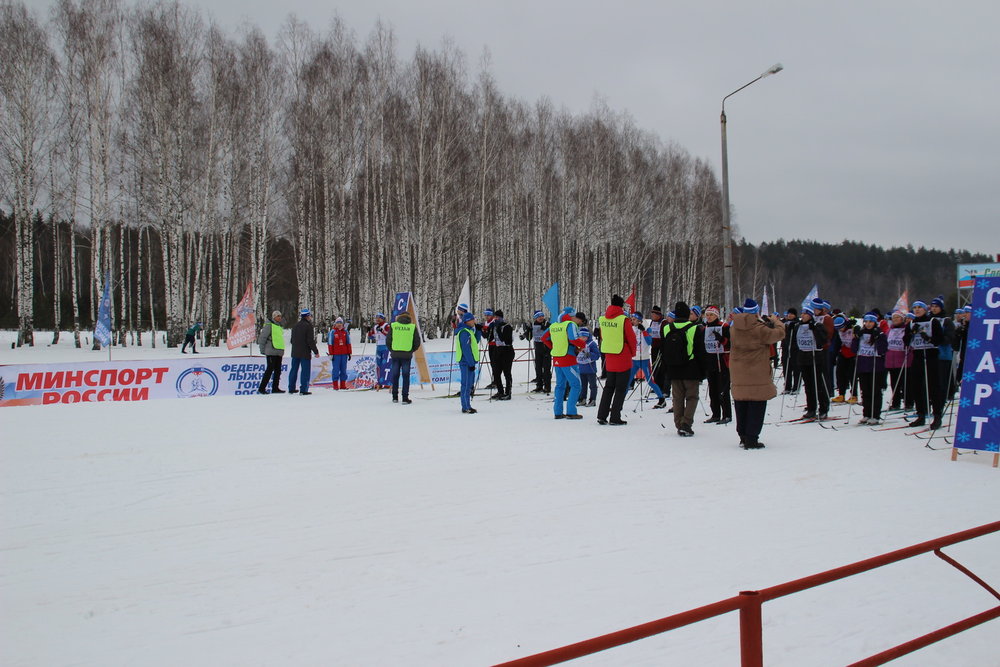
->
xmin=955 ymin=276 xmax=1000 ymax=452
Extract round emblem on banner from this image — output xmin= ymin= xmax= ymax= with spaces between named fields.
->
xmin=176 ymin=367 xmax=219 ymax=398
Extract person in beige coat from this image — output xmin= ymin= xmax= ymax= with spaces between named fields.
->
xmin=729 ymin=299 xmax=785 ymax=449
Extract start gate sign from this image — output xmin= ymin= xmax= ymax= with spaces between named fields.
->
xmin=954 ymin=276 xmax=1000 ymax=460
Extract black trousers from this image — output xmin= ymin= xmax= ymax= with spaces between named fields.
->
xmin=706 ymin=361 xmax=732 ymax=420
xmin=533 ymin=343 xmax=552 ymax=392
xmin=182 ymin=334 xmax=197 ymax=352
xmin=859 ymin=370 xmax=887 ymax=419
xmin=598 ymin=370 xmax=629 ymax=422
xmin=258 ymin=355 xmax=282 ymax=392
xmin=836 ymin=355 xmax=858 ymax=397
xmin=734 ymin=400 xmax=767 ymax=444
xmin=802 ymin=359 xmax=830 ymax=415
xmin=491 ymin=346 xmax=514 ymax=395
xmin=912 ymin=351 xmax=943 ymax=419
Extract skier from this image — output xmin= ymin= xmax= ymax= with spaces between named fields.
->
xmin=627 ymin=311 xmax=667 ymax=408
xmin=702 ymin=305 xmax=732 ymax=424
xmin=596 ymin=294 xmax=638 ymax=426
xmin=885 ymin=310 xmax=914 ymax=411
xmin=541 ymin=307 xmax=586 ymax=420
xmin=256 ymin=311 xmax=286 ymax=395
xmin=455 ymin=312 xmax=481 ymax=414
xmin=908 ymin=300 xmax=945 ymax=429
xmin=851 ymin=313 xmax=889 ymax=424
xmin=530 ymin=310 xmax=552 ymax=394
xmin=575 ymin=312 xmax=601 ymax=407
xmin=370 ymin=313 xmax=391 ymax=388
xmin=386 ymin=312 xmax=421 ymax=404
xmin=928 ymin=296 xmax=956 ymax=402
xmin=181 ymin=321 xmax=203 ymax=353
xmin=781 ymin=308 xmax=801 ymax=394
xmin=647 ymin=305 xmax=670 ymax=400
xmin=832 ymin=315 xmax=859 ymax=404
xmin=288 ymin=309 xmax=319 ymax=395
xmin=793 ymin=304 xmax=830 ymax=420
xmin=327 ymin=317 xmax=352 ymax=390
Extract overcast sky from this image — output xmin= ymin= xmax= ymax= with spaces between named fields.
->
xmin=29 ymin=0 xmax=999 ymax=254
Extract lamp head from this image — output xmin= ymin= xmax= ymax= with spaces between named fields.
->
xmin=763 ymin=63 xmax=784 ymax=77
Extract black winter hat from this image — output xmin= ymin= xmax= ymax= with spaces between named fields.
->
xmin=651 ymin=305 xmax=662 ymax=314
xmin=673 ymin=301 xmax=691 ymax=321
xmin=575 ymin=312 xmax=588 ymax=325
xmin=494 ymin=309 xmax=504 ymax=318
xmin=611 ymin=294 xmax=625 ymax=307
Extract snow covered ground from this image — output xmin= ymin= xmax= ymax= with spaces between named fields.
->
xmin=2 ymin=333 xmax=998 ymax=666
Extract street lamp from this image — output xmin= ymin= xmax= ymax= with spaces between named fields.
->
xmin=720 ymin=63 xmax=783 ymax=314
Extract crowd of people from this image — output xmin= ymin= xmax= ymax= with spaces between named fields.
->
xmin=239 ymin=293 xmax=971 ymax=450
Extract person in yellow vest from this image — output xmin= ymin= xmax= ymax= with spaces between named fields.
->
xmin=256 ymin=311 xmax=286 ymax=394
xmin=541 ymin=307 xmax=586 ymax=419
xmin=386 ymin=312 xmax=421 ymax=404
xmin=455 ymin=311 xmax=482 ymax=414
xmin=597 ymin=294 xmax=638 ymax=425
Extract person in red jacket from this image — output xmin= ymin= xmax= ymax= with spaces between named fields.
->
xmin=541 ymin=307 xmax=586 ymax=419
xmin=327 ymin=317 xmax=353 ymax=389
xmin=596 ymin=294 xmax=638 ymax=425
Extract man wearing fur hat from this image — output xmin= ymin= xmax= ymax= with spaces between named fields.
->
xmin=661 ymin=301 xmax=706 ymax=436
xmin=729 ymin=300 xmax=784 ymax=448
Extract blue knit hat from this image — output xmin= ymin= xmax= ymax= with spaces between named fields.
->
xmin=810 ymin=297 xmax=825 ymax=310
xmin=300 ymin=308 xmax=311 ymax=317
xmin=906 ymin=312 xmax=916 ymax=319
xmin=733 ymin=307 xmax=744 ymax=314
xmin=743 ymin=298 xmax=760 ymax=314
xmin=457 ymin=303 xmax=469 ymax=312
xmin=964 ymin=306 xmax=973 ymax=313
xmin=833 ymin=315 xmax=846 ymax=327
xmin=631 ymin=311 xmax=643 ymax=320
xmin=802 ymin=305 xmax=815 ymax=315
xmin=533 ymin=310 xmax=544 ymax=320
xmin=484 ymin=308 xmax=494 ymax=316
xmin=562 ymin=306 xmax=576 ymax=317
xmin=666 ymin=311 xmax=676 ymax=319
xmin=461 ymin=312 xmax=476 ymax=324
xmin=863 ymin=314 xmax=878 ymax=323
xmin=691 ymin=305 xmax=702 ymax=317
xmin=376 ymin=312 xmax=386 ymax=320
xmin=931 ymin=295 xmax=945 ymax=309
xmin=912 ymin=300 xmax=927 ymax=310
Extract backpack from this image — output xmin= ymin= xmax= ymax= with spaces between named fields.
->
xmin=662 ymin=322 xmax=695 ymax=365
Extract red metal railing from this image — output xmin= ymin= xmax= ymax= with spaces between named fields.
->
xmin=495 ymin=520 xmax=1000 ymax=667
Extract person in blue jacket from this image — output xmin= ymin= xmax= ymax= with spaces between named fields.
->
xmin=575 ymin=312 xmax=602 ymax=407
xmin=455 ymin=311 xmax=482 ymax=414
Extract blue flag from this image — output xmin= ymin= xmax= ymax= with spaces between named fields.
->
xmin=954 ymin=276 xmax=1000 ymax=453
xmin=94 ymin=271 xmax=112 ymax=347
xmin=542 ymin=282 xmax=559 ymax=320
xmin=801 ymin=284 xmax=819 ymax=313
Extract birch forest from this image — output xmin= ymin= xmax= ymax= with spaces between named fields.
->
xmin=1 ymin=0 xmax=729 ymax=347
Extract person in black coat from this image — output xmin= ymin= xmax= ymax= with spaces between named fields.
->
xmin=791 ymin=305 xmax=830 ymax=419
xmin=288 ymin=309 xmax=320 ymax=395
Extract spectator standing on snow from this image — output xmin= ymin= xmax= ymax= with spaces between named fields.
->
xmin=662 ymin=301 xmax=706 ymax=437
xmin=288 ymin=309 xmax=319 ymax=395
xmin=488 ymin=309 xmax=514 ymax=401
xmin=575 ymin=313 xmax=601 ymax=408
xmin=386 ymin=312 xmax=421 ymax=404
xmin=455 ymin=312 xmax=482 ymax=414
xmin=729 ymin=302 xmax=785 ymax=449
xmin=256 ymin=311 xmax=286 ymax=395
xmin=327 ymin=317 xmax=352 ymax=390
xmin=371 ymin=313 xmax=391 ymax=389
xmin=181 ymin=321 xmax=203 ymax=353
xmin=597 ymin=294 xmax=638 ymax=426
xmin=530 ymin=310 xmax=552 ymax=394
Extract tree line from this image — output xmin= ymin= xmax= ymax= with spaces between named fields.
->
xmin=1 ymin=1 xmax=989 ymax=349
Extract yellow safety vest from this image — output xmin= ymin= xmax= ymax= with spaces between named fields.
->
xmin=548 ymin=321 xmax=571 ymax=357
xmin=599 ymin=315 xmax=627 ymax=353
xmin=454 ymin=327 xmax=480 ymax=363
xmin=390 ymin=322 xmax=415 ymax=352
xmin=270 ymin=323 xmax=285 ymax=350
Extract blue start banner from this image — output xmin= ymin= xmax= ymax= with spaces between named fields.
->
xmin=954 ymin=276 xmax=1000 ymax=453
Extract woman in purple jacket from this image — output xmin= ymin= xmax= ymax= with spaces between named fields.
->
xmin=851 ymin=313 xmax=890 ymax=424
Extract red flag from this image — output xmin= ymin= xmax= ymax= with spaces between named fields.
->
xmin=624 ymin=286 xmax=636 ymax=315
xmin=227 ymin=281 xmax=257 ymax=349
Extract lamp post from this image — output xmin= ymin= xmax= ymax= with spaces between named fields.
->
xmin=720 ymin=63 xmax=783 ymax=314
